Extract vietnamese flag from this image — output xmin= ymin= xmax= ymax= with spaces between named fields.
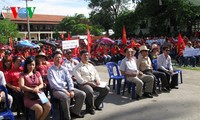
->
xmin=61 ymin=33 xmax=64 ymax=39
xmin=129 ymin=39 xmax=136 ymax=48
xmin=68 ymin=33 xmax=71 ymax=40
xmin=87 ymin=29 xmax=92 ymax=52
xmin=177 ymin=33 xmax=186 ymax=55
xmin=122 ymin=25 xmax=127 ymax=44
xmin=73 ymin=45 xmax=79 ymax=57
xmin=9 ymin=36 xmax=13 ymax=48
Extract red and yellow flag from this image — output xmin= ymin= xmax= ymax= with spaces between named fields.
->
xmin=87 ymin=29 xmax=92 ymax=52
xmin=122 ymin=25 xmax=127 ymax=44
xmin=177 ymin=33 xmax=186 ymax=55
xmin=67 ymin=33 xmax=71 ymax=40
xmin=61 ymin=32 xmax=64 ymax=39
xmin=9 ymin=36 xmax=13 ymax=48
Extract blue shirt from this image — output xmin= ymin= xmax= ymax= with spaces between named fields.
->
xmin=47 ymin=65 xmax=74 ymax=93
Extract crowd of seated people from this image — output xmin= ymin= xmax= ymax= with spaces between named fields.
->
xmin=0 ymin=35 xmax=196 ymax=119
xmin=0 ymin=46 xmax=110 ymax=120
xmin=119 ymin=41 xmax=182 ymax=100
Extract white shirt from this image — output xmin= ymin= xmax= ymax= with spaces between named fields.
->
xmin=73 ymin=62 xmax=101 ymax=85
xmin=120 ymin=57 xmax=138 ymax=74
xmin=62 ymin=58 xmax=79 ymax=76
xmin=157 ymin=53 xmax=173 ymax=71
xmin=0 ymin=71 xmax=6 ymax=86
xmin=185 ymin=45 xmax=194 ymax=51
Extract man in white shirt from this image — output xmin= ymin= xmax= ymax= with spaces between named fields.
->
xmin=120 ymin=48 xmax=154 ymax=100
xmin=73 ymin=49 xmax=110 ymax=115
xmin=62 ymin=49 xmax=79 ymax=88
xmin=157 ymin=46 xmax=179 ymax=89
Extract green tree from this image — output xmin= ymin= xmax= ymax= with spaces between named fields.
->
xmin=86 ymin=0 xmax=132 ymax=34
xmin=134 ymin=0 xmax=200 ymax=36
xmin=0 ymin=19 xmax=19 ymax=44
xmin=113 ymin=10 xmax=140 ymax=37
xmin=58 ymin=14 xmax=103 ymax=36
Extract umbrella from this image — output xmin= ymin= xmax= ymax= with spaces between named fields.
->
xmin=100 ymin=37 xmax=114 ymax=44
xmin=31 ymin=43 xmax=40 ymax=48
xmin=39 ymin=40 xmax=57 ymax=47
xmin=15 ymin=40 xmax=35 ymax=48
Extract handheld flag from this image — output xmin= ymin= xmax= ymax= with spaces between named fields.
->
xmin=87 ymin=29 xmax=92 ymax=52
xmin=61 ymin=33 xmax=64 ymax=39
xmin=68 ymin=33 xmax=71 ymax=40
xmin=9 ymin=36 xmax=13 ymax=48
xmin=177 ymin=33 xmax=186 ymax=55
xmin=122 ymin=26 xmax=127 ymax=44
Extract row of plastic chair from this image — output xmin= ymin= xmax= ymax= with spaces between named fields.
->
xmin=106 ymin=59 xmax=183 ymax=100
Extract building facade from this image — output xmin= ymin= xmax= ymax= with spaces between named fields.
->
xmin=1 ymin=12 xmax=66 ymax=40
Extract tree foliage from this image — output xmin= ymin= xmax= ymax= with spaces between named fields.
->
xmin=135 ymin=0 xmax=200 ymax=36
xmin=86 ymin=0 xmax=132 ymax=34
xmin=0 ymin=19 xmax=19 ymax=44
xmin=58 ymin=13 xmax=103 ymax=36
xmin=113 ymin=10 xmax=140 ymax=37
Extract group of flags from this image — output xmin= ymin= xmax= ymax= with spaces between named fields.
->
xmin=8 ymin=26 xmax=197 ymax=57
xmin=61 ymin=32 xmax=71 ymax=40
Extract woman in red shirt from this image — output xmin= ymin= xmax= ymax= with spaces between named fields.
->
xmin=6 ymin=56 xmax=24 ymax=117
xmin=0 ymin=55 xmax=12 ymax=80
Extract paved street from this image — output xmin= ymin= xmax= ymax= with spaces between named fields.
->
xmin=15 ymin=65 xmax=200 ymax=120
xmin=80 ymin=65 xmax=200 ymax=120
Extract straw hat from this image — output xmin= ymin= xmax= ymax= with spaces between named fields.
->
xmin=151 ymin=44 xmax=158 ymax=50
xmin=139 ymin=45 xmax=149 ymax=52
xmin=36 ymin=52 xmax=48 ymax=60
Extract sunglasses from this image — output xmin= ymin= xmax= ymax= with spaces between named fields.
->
xmin=165 ymin=50 xmax=170 ymax=51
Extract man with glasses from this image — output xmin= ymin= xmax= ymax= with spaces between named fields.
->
xmin=157 ymin=46 xmax=179 ymax=89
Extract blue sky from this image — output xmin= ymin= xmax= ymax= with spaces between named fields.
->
xmin=0 ymin=0 xmax=91 ymax=17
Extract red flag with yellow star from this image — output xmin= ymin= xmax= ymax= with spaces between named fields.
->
xmin=122 ymin=26 xmax=127 ymax=44
xmin=177 ymin=33 xmax=186 ymax=55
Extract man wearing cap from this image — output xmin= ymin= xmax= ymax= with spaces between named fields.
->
xmin=62 ymin=49 xmax=79 ymax=88
xmin=120 ymin=48 xmax=154 ymax=100
xmin=47 ymin=50 xmax=86 ymax=120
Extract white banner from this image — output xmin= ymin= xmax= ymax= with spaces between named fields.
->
xmin=62 ymin=40 xmax=79 ymax=50
xmin=183 ymin=48 xmax=200 ymax=57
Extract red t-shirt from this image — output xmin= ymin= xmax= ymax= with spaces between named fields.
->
xmin=6 ymin=66 xmax=23 ymax=87
xmin=111 ymin=47 xmax=118 ymax=55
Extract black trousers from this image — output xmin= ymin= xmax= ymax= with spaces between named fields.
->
xmin=153 ymin=70 xmax=169 ymax=88
xmin=157 ymin=69 xmax=178 ymax=87
xmin=143 ymin=69 xmax=168 ymax=92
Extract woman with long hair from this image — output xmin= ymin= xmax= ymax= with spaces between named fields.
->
xmin=19 ymin=57 xmax=51 ymax=120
